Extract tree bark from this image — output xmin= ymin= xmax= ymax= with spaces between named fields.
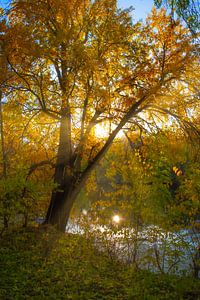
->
xmin=45 ymin=188 xmax=73 ymax=231
xmin=44 ymin=109 xmax=74 ymax=231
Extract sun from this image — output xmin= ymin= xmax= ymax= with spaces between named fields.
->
xmin=94 ymin=123 xmax=124 ymax=138
xmin=94 ymin=123 xmax=109 ymax=138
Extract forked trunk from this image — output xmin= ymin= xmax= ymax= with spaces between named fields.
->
xmin=45 ymin=94 xmax=148 ymax=231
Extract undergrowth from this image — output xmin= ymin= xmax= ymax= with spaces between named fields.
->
xmin=0 ymin=226 xmax=199 ymax=300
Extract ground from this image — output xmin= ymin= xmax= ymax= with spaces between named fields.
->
xmin=0 ymin=225 xmax=200 ymax=300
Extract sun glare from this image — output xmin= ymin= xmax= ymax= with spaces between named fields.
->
xmin=95 ymin=123 xmax=108 ymax=138
xmin=94 ymin=123 xmax=124 ymax=138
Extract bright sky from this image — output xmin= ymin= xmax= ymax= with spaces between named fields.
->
xmin=118 ymin=0 xmax=155 ymax=21
xmin=0 ymin=0 xmax=155 ymax=21
xmin=0 ymin=0 xmax=8 ymax=8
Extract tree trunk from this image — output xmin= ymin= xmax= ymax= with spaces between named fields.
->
xmin=45 ymin=185 xmax=77 ymax=231
xmin=44 ymin=110 xmax=74 ymax=231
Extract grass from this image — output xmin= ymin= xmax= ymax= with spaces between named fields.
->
xmin=0 ymin=226 xmax=200 ymax=300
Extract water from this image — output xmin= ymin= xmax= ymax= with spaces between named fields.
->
xmin=66 ymin=220 xmax=200 ymax=276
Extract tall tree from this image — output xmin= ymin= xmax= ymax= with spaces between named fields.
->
xmin=2 ymin=0 xmax=198 ymax=231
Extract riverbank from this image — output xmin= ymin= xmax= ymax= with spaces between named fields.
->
xmin=0 ymin=226 xmax=200 ymax=299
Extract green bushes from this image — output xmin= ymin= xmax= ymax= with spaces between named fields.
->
xmin=0 ymin=227 xmax=199 ymax=299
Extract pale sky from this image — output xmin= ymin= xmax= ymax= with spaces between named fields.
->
xmin=118 ymin=0 xmax=155 ymax=21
